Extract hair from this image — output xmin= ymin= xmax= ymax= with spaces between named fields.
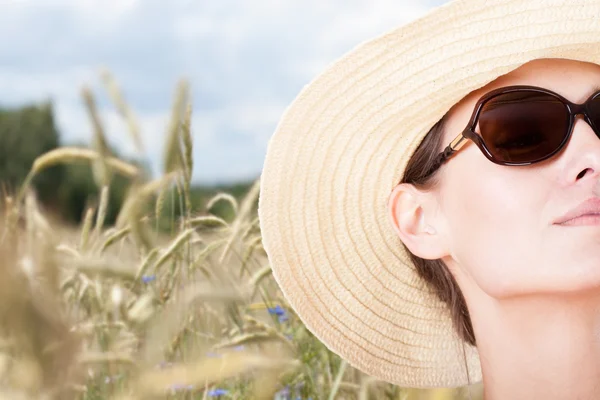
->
xmin=400 ymin=115 xmax=477 ymax=346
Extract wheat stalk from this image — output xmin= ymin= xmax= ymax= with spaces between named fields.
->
xmin=163 ymin=79 xmax=189 ymax=175
xmin=206 ymin=192 xmax=238 ymax=216
xmin=152 ymin=228 xmax=194 ymax=272
xmin=15 ymin=147 xmax=137 ymax=212
xmin=94 ymin=185 xmax=109 ymax=239
xmin=116 ymin=172 xmax=180 ymax=250
xmin=80 ymin=207 xmax=95 ymax=251
xmin=34 ymin=147 xmax=138 ymax=177
xmin=218 ymin=178 xmax=260 ymax=264
xmin=99 ymin=226 xmax=131 ymax=253
xmin=82 ymin=86 xmax=113 ymax=188
xmin=188 ymin=215 xmax=228 ymax=229
xmin=99 ymin=68 xmax=145 ymax=155
xmin=181 ymin=103 xmax=193 ymax=218
xmin=154 ymin=185 xmax=167 ymax=225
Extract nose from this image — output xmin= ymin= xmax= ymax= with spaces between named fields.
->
xmin=561 ymin=115 xmax=600 ymax=184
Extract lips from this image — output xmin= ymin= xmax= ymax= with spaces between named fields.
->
xmin=554 ymin=197 xmax=600 ymax=225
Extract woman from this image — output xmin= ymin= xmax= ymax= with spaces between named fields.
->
xmin=258 ymin=0 xmax=600 ymax=398
xmin=394 ymin=58 xmax=600 ymax=398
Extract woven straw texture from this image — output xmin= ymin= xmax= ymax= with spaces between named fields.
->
xmin=258 ymin=0 xmax=600 ymax=388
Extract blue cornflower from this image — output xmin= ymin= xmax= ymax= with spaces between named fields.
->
xmin=208 ymin=388 xmax=229 ymax=397
xmin=268 ymin=305 xmax=289 ymax=323
xmin=141 ymin=275 xmax=156 ymax=283
xmin=267 ymin=305 xmax=286 ymax=316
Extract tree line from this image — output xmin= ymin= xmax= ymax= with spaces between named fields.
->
xmin=0 ymin=101 xmax=252 ymax=226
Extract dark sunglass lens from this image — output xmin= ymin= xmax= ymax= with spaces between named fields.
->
xmin=589 ymin=94 xmax=600 ymax=134
xmin=478 ymin=91 xmax=570 ymax=163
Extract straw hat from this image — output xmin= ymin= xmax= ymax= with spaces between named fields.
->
xmin=258 ymin=0 xmax=600 ymax=388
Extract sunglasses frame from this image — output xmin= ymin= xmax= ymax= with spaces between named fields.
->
xmin=425 ymin=85 xmax=600 ymax=177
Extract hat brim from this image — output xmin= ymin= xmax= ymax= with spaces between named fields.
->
xmin=258 ymin=0 xmax=600 ymax=388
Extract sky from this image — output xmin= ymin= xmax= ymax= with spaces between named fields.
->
xmin=0 ymin=0 xmax=448 ymax=185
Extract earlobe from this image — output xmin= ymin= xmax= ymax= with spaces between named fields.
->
xmin=424 ymin=225 xmax=437 ymax=235
xmin=388 ymin=183 xmax=447 ymax=260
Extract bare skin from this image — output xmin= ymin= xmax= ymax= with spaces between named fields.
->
xmin=389 ymin=58 xmax=600 ymax=399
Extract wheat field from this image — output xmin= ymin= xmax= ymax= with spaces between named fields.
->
xmin=0 ymin=74 xmax=484 ymax=399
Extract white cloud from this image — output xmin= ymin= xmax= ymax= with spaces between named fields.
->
xmin=0 ymin=0 xmax=448 ymax=184
xmin=317 ymin=1 xmax=430 ymax=50
xmin=0 ymin=68 xmax=97 ymax=103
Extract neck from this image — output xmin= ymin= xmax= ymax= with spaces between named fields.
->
xmin=467 ymin=290 xmax=600 ymax=400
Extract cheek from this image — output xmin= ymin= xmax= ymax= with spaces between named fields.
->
xmin=438 ymin=157 xmax=549 ymax=297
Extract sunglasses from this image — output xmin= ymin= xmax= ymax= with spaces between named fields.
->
xmin=427 ymin=85 xmax=600 ymax=177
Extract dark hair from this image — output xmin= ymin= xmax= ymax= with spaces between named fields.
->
xmin=400 ymin=116 xmax=476 ymax=346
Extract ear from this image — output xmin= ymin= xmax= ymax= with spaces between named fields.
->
xmin=387 ymin=183 xmax=449 ymax=260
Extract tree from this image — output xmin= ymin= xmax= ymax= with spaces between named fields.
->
xmin=0 ymin=101 xmax=64 ymax=204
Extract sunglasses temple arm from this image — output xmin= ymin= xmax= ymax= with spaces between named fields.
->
xmin=424 ymin=134 xmax=468 ymax=178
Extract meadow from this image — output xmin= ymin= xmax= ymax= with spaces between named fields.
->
xmin=0 ymin=75 xmax=484 ymax=399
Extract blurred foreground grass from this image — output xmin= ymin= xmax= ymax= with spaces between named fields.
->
xmin=0 ymin=73 xmax=484 ymax=399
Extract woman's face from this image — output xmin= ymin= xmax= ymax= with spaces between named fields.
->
xmin=434 ymin=58 xmax=600 ymax=299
